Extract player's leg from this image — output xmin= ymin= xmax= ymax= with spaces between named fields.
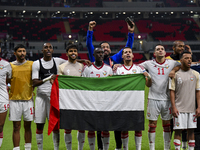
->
xmin=0 ymin=109 xmax=8 ymax=147
xmin=181 ymin=130 xmax=187 ymax=150
xmin=13 ymin=121 xmax=21 ymax=148
xmin=161 ymin=100 xmax=172 ymax=150
xmin=97 ymin=131 xmax=103 ymax=150
xmin=23 ymin=99 xmax=34 ymax=150
xmin=146 ymin=99 xmax=160 ymax=150
xmin=101 ymin=131 xmax=110 ymax=150
xmin=187 ymin=129 xmax=195 ymax=150
xmin=162 ymin=120 xmax=171 ymax=150
xmin=121 ymin=131 xmax=128 ymax=150
xmin=88 ymin=131 xmax=95 ymax=150
xmin=35 ymin=95 xmax=47 ymax=150
xmin=77 ymin=130 xmax=85 ymax=150
xmin=24 ymin=121 xmax=32 ymax=150
xmin=148 ymin=120 xmax=157 ymax=150
xmin=114 ymin=131 xmax=122 ymax=150
xmin=64 ymin=129 xmax=72 ymax=150
xmin=135 ymin=131 xmax=142 ymax=150
xmin=174 ymin=129 xmax=182 ymax=150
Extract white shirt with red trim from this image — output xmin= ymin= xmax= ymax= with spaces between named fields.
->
xmin=114 ymin=64 xmax=145 ymax=75
xmin=82 ymin=62 xmax=113 ymax=78
xmin=140 ymin=59 xmax=180 ymax=100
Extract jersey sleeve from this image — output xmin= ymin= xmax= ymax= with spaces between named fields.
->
xmin=126 ymin=32 xmax=134 ymax=48
xmin=32 ymin=61 xmax=39 ymax=79
xmin=192 ymin=70 xmax=200 ymax=90
xmin=58 ymin=64 xmax=63 ymax=75
xmin=169 ymin=76 xmax=176 ymax=91
xmin=6 ymin=62 xmax=12 ymax=79
xmin=138 ymin=65 xmax=146 ymax=73
xmin=140 ymin=61 xmax=148 ymax=70
xmin=86 ymin=30 xmax=95 ymax=62
xmin=82 ymin=66 xmax=89 ymax=77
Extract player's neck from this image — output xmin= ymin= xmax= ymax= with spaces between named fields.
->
xmin=68 ymin=58 xmax=76 ymax=64
xmin=94 ymin=61 xmax=103 ymax=67
xmin=156 ymin=57 xmax=165 ymax=63
xmin=124 ymin=60 xmax=133 ymax=66
xmin=43 ymin=56 xmax=52 ymax=61
xmin=181 ymin=66 xmax=190 ymax=71
xmin=17 ymin=58 xmax=26 ymax=63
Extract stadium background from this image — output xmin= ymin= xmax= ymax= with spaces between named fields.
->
xmin=0 ymin=0 xmax=200 ymax=149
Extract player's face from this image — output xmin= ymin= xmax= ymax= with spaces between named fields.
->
xmin=154 ymin=45 xmax=166 ymax=58
xmin=122 ymin=48 xmax=133 ymax=61
xmin=67 ymin=48 xmax=78 ymax=60
xmin=181 ymin=53 xmax=192 ymax=68
xmin=14 ymin=48 xmax=26 ymax=61
xmin=173 ymin=41 xmax=185 ymax=55
xmin=42 ymin=43 xmax=53 ymax=57
xmin=94 ymin=48 xmax=104 ymax=62
xmin=101 ymin=43 xmax=111 ymax=56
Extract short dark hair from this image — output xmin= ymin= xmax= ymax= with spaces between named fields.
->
xmin=99 ymin=41 xmax=110 ymax=47
xmin=14 ymin=44 xmax=26 ymax=52
xmin=122 ymin=47 xmax=132 ymax=54
xmin=173 ymin=40 xmax=184 ymax=48
xmin=154 ymin=44 xmax=164 ymax=51
xmin=66 ymin=44 xmax=78 ymax=52
xmin=180 ymin=51 xmax=191 ymax=59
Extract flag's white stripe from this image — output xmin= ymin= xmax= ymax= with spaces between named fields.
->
xmin=59 ymin=89 xmax=144 ymax=111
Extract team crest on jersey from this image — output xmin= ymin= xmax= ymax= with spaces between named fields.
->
xmin=147 ymin=113 xmax=151 ymax=117
xmin=177 ymin=77 xmax=182 ymax=84
xmin=103 ymin=71 xmax=107 ymax=76
xmin=176 ymin=122 xmax=180 ymax=127
xmin=78 ymin=69 xmax=82 ymax=73
xmin=165 ymin=64 xmax=169 ymax=69
xmin=190 ymin=77 xmax=194 ymax=81
xmin=0 ymin=65 xmax=4 ymax=69
xmin=132 ymin=69 xmax=136 ymax=73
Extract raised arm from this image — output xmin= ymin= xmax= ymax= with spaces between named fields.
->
xmin=111 ymin=21 xmax=135 ymax=64
xmin=86 ymin=21 xmax=96 ymax=62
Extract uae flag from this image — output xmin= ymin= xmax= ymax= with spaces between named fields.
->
xmin=48 ymin=74 xmax=145 ymax=135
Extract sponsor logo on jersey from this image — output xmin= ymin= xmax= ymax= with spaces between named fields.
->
xmin=177 ymin=77 xmax=182 ymax=84
xmin=190 ymin=77 xmax=194 ymax=81
xmin=165 ymin=64 xmax=169 ymax=69
xmin=147 ymin=113 xmax=150 ymax=117
xmin=176 ymin=122 xmax=180 ymax=127
xmin=90 ymin=71 xmax=94 ymax=74
xmin=132 ymin=69 xmax=136 ymax=73
xmin=103 ymin=71 xmax=107 ymax=76
xmin=0 ymin=65 xmax=4 ymax=69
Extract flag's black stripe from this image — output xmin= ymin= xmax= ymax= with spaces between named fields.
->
xmin=60 ymin=110 xmax=144 ymax=131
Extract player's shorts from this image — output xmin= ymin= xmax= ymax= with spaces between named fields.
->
xmin=0 ymin=101 xmax=9 ymax=113
xmin=9 ymin=99 xmax=34 ymax=121
xmin=146 ymin=99 xmax=172 ymax=121
xmin=34 ymin=93 xmax=50 ymax=124
xmin=173 ymin=112 xmax=197 ymax=130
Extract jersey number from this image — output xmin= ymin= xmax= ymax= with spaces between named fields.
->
xmin=30 ymin=107 xmax=34 ymax=115
xmin=158 ymin=68 xmax=165 ymax=75
xmin=4 ymin=104 xmax=9 ymax=110
xmin=193 ymin=115 xmax=197 ymax=122
xmin=96 ymin=74 xmax=100 ymax=78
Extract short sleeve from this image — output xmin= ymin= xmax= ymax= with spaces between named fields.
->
xmin=32 ymin=61 xmax=40 ymax=79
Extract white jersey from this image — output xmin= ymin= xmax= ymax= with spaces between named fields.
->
xmin=0 ymin=58 xmax=11 ymax=103
xmin=114 ymin=64 xmax=145 ymax=75
xmin=140 ymin=59 xmax=180 ymax=100
xmin=82 ymin=63 xmax=113 ymax=77
xmin=32 ymin=57 xmax=66 ymax=96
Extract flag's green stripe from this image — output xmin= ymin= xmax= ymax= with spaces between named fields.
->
xmin=58 ymin=74 xmax=145 ymax=91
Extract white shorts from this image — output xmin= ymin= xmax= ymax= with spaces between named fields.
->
xmin=34 ymin=93 xmax=50 ymax=124
xmin=0 ymin=101 xmax=9 ymax=113
xmin=173 ymin=112 xmax=197 ymax=130
xmin=9 ymin=99 xmax=34 ymax=121
xmin=147 ymin=99 xmax=172 ymax=121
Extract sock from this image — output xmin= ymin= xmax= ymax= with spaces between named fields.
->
xmin=64 ymin=129 xmax=72 ymax=150
xmin=77 ymin=130 xmax=85 ymax=150
xmin=101 ymin=131 xmax=110 ymax=150
xmin=148 ymin=125 xmax=156 ymax=150
xmin=53 ymin=130 xmax=60 ymax=150
xmin=0 ymin=132 xmax=3 ymax=147
xmin=188 ymin=140 xmax=195 ymax=150
xmin=24 ymin=143 xmax=31 ymax=150
xmin=121 ymin=132 xmax=129 ymax=150
xmin=174 ymin=139 xmax=181 ymax=150
xmin=135 ymin=131 xmax=142 ymax=150
xmin=13 ymin=147 xmax=20 ymax=150
xmin=88 ymin=131 xmax=95 ymax=150
xmin=163 ymin=124 xmax=171 ymax=150
xmin=36 ymin=129 xmax=43 ymax=150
